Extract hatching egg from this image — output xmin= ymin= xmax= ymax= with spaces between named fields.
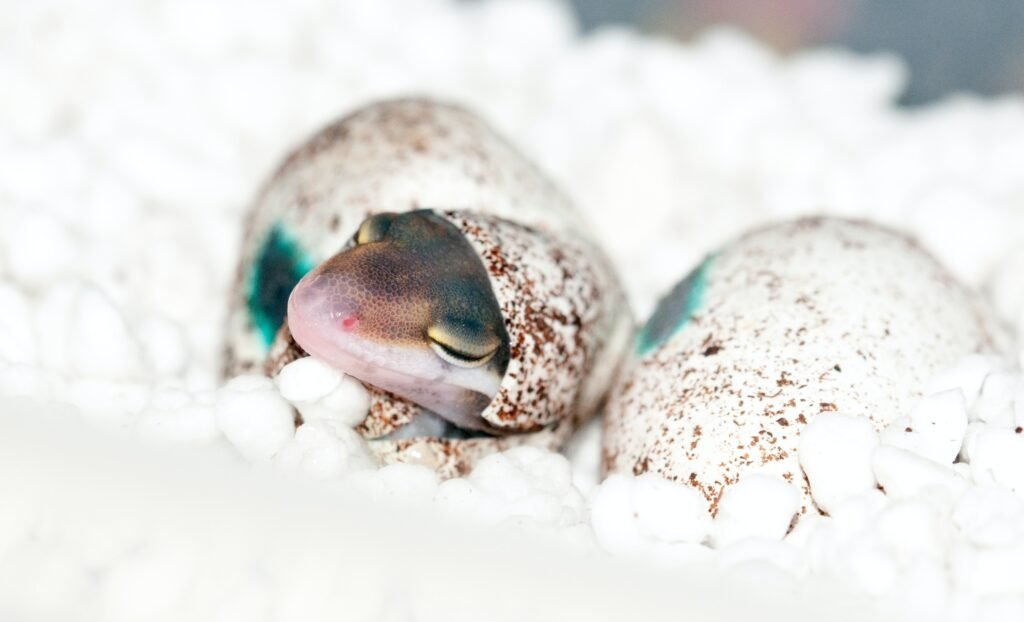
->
xmin=602 ymin=217 xmax=1009 ymax=513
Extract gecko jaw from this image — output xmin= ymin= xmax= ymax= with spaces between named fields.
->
xmin=287 ymin=274 xmax=503 ymax=433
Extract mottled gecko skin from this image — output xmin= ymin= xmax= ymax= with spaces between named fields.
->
xmin=225 ymin=98 xmax=632 ymax=477
xmin=288 ymin=209 xmax=512 ymax=433
xmin=603 ymin=218 xmax=1008 ymax=515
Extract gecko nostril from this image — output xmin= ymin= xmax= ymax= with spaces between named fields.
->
xmin=340 ymin=315 xmax=359 ymax=331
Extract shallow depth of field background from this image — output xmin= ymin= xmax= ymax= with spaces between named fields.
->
xmin=565 ymin=0 xmax=1024 ymax=105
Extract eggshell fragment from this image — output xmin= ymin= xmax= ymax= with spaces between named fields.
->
xmin=603 ymin=217 xmax=1007 ymax=514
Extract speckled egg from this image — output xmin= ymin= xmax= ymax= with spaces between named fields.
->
xmin=602 ymin=217 xmax=1009 ymax=514
xmin=226 ymin=99 xmax=633 ymax=478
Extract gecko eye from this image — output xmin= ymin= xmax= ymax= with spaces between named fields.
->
xmin=427 ymin=318 xmax=501 ymax=368
xmin=354 ymin=213 xmax=397 ymax=245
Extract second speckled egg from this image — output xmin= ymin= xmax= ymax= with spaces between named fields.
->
xmin=602 ymin=217 xmax=1008 ymax=514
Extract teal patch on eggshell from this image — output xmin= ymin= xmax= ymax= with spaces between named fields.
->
xmin=247 ymin=223 xmax=316 ymax=348
xmin=635 ymin=254 xmax=715 ymax=357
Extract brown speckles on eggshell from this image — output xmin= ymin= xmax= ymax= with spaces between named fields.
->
xmin=439 ymin=210 xmax=631 ymax=437
xmin=603 ymin=217 xmax=1010 ymax=517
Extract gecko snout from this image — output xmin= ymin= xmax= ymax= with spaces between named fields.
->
xmin=287 ymin=272 xmax=362 ymax=351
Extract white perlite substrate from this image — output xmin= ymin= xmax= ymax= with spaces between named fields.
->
xmin=1 ymin=0 xmax=1024 ymax=620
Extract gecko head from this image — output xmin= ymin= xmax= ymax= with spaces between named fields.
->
xmin=287 ymin=209 xmax=510 ymax=433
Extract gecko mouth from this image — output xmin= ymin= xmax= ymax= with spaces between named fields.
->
xmin=375 ymin=407 xmax=497 ymax=441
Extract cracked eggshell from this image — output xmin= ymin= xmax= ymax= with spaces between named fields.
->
xmin=225 ymin=99 xmax=589 ymax=378
xmin=232 ymin=99 xmax=633 ymax=479
xmin=602 ymin=217 xmax=1010 ymax=514
xmin=364 ymin=210 xmax=632 ymax=479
